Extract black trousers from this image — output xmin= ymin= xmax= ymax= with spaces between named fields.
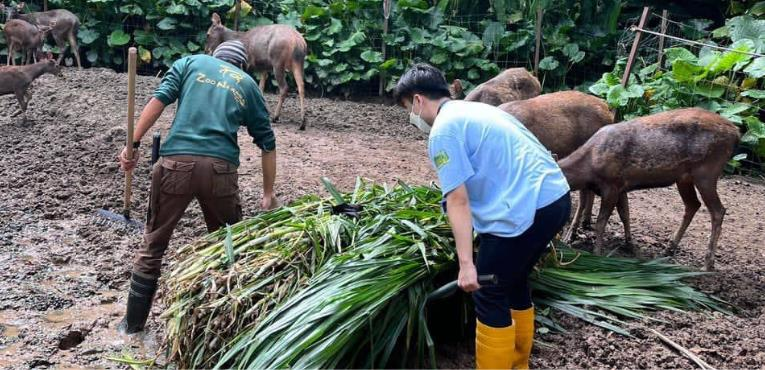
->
xmin=473 ymin=192 xmax=571 ymax=327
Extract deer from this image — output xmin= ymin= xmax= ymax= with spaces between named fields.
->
xmin=498 ymin=91 xmax=625 ymax=242
xmin=557 ymin=108 xmax=740 ymax=271
xmin=205 ymin=13 xmax=308 ymax=130
xmin=4 ymin=2 xmax=81 ymax=68
xmin=0 ymin=53 xmax=62 ymax=117
xmin=3 ymin=17 xmax=54 ymax=66
xmin=450 ymin=68 xmax=541 ymax=106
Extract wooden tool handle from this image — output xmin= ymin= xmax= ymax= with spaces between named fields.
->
xmin=124 ymin=47 xmax=137 ymax=217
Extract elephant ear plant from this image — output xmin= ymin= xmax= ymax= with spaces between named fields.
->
xmin=162 ymin=178 xmax=731 ymax=369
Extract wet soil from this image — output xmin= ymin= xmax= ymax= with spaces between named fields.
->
xmin=1 ymin=67 xmax=764 ymax=369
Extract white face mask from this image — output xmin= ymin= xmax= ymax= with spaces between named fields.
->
xmin=409 ymin=97 xmax=430 ymax=134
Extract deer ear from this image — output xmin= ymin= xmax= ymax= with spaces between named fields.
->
xmin=211 ymin=13 xmax=221 ymax=26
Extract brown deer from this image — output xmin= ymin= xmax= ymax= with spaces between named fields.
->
xmin=5 ymin=2 xmax=81 ymax=68
xmin=451 ymin=68 xmax=541 ymax=105
xmin=0 ymin=53 xmax=62 ymax=116
xmin=3 ymin=18 xmax=53 ymax=66
xmin=205 ymin=13 xmax=308 ymax=130
xmin=499 ymin=91 xmax=624 ymax=241
xmin=557 ymin=108 xmax=740 ymax=271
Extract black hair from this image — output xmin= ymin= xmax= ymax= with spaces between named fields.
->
xmin=392 ymin=63 xmax=451 ymax=106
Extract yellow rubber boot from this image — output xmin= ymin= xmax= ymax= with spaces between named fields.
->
xmin=475 ymin=319 xmax=516 ymax=369
xmin=511 ymin=307 xmax=535 ymax=369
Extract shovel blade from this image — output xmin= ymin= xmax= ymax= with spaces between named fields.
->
xmin=96 ymin=209 xmax=145 ymax=232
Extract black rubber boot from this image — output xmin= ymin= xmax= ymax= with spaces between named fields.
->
xmin=117 ymin=273 xmax=158 ymax=334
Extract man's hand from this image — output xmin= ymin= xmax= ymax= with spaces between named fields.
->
xmin=118 ymin=147 xmax=139 ymax=171
xmin=458 ymin=263 xmax=481 ymax=292
xmin=261 ymin=194 xmax=280 ymax=210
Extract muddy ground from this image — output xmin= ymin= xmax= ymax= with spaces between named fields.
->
xmin=0 ymin=67 xmax=763 ymax=369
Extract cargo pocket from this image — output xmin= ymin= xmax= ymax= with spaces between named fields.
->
xmin=212 ymin=161 xmax=239 ymax=197
xmin=160 ymin=159 xmax=195 ymax=195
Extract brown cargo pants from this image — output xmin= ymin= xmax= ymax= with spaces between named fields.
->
xmin=133 ymin=155 xmax=242 ymax=278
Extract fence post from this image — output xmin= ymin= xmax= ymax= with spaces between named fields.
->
xmin=379 ymin=0 xmax=391 ymax=96
xmin=621 ymin=6 xmax=650 ymax=86
xmin=533 ymin=7 xmax=543 ymax=76
xmin=43 ymin=0 xmax=47 ymax=11
xmin=656 ymin=9 xmax=669 ymax=68
xmin=234 ymin=0 xmax=241 ymax=31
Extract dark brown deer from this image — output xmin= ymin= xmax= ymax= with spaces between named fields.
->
xmin=451 ymin=68 xmax=541 ymax=105
xmin=205 ymin=13 xmax=308 ymax=130
xmin=557 ymin=108 xmax=740 ymax=271
xmin=3 ymin=18 xmax=53 ymax=65
xmin=6 ymin=2 xmax=81 ymax=68
xmin=499 ymin=91 xmax=623 ymax=242
xmin=0 ymin=53 xmax=62 ymax=116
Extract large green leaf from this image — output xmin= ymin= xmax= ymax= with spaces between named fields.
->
xmin=672 ymin=60 xmax=706 ymax=82
xmin=726 ymin=15 xmax=765 ymax=52
xmin=133 ymin=30 xmax=155 ymax=46
xmin=302 ymin=5 xmax=325 ymax=19
xmin=107 ymin=30 xmax=130 ymax=46
xmin=78 ymin=29 xmax=99 ymax=45
xmin=327 ymin=18 xmax=342 ymax=35
xmin=741 ymin=89 xmax=765 ymax=99
xmin=409 ymin=27 xmax=429 ymax=44
xmin=336 ymin=31 xmax=365 ymax=52
xmin=157 ymin=17 xmax=177 ymax=31
xmin=482 ymin=21 xmax=504 ymax=48
xmin=663 ymin=47 xmax=698 ymax=66
xmin=166 ymin=3 xmax=187 ymax=15
xmin=705 ymin=39 xmax=754 ymax=74
xmin=119 ymin=4 xmax=143 ymax=15
xmin=360 ymin=50 xmax=383 ymax=63
xmin=744 ymin=57 xmax=765 ymax=78
xmin=538 ymin=56 xmax=559 ymax=71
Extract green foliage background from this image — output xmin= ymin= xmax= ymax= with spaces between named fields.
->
xmin=0 ymin=0 xmax=648 ymax=94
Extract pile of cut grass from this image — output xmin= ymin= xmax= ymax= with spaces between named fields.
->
xmin=163 ymin=179 xmax=729 ymax=369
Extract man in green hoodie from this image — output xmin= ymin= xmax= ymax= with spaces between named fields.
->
xmin=116 ymin=40 xmax=278 ymax=334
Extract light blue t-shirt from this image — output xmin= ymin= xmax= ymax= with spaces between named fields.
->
xmin=428 ymin=100 xmax=570 ymax=237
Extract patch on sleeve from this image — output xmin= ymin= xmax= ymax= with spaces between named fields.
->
xmin=433 ymin=150 xmax=450 ymax=170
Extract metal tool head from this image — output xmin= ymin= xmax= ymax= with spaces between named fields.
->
xmin=96 ymin=209 xmax=145 ymax=232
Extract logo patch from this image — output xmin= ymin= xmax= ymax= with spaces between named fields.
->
xmin=434 ymin=151 xmax=450 ymax=170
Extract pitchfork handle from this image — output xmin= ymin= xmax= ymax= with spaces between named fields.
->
xmin=123 ymin=47 xmax=137 ymax=219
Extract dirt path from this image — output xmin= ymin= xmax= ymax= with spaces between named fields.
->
xmin=1 ymin=68 xmax=763 ymax=369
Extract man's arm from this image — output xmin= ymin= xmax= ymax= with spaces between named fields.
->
xmin=446 ymin=185 xmax=479 ymax=292
xmin=119 ymin=98 xmax=166 ymax=171
xmin=260 ymin=149 xmax=277 ymax=209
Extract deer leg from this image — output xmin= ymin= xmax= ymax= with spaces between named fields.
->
xmin=259 ymin=71 xmax=268 ymax=94
xmin=616 ymin=192 xmax=631 ymax=245
xmin=272 ymin=67 xmax=288 ymax=124
xmin=593 ymin=187 xmax=619 ymax=255
xmin=564 ymin=189 xmax=589 ymax=243
xmin=12 ymin=90 xmax=28 ymax=117
xmin=695 ymin=178 xmax=725 ymax=271
xmin=8 ymin=43 xmax=14 ymax=66
xmin=55 ymin=36 xmax=66 ymax=65
xmin=292 ymin=62 xmax=307 ymax=130
xmin=671 ymin=179 xmax=701 ymax=255
xmin=68 ymin=32 xmax=82 ymax=68
xmin=581 ymin=189 xmax=594 ymax=229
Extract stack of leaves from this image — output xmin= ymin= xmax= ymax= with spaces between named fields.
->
xmin=163 ymin=179 xmax=730 ymax=369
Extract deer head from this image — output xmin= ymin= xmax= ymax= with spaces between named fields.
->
xmin=205 ymin=13 xmax=228 ymax=54
xmin=41 ymin=52 xmax=63 ymax=77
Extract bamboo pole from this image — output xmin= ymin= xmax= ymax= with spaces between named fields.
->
xmin=533 ymin=6 xmax=543 ymax=76
xmin=621 ymin=7 xmax=650 ymax=86
xmin=43 ymin=0 xmax=47 ymax=11
xmin=124 ymin=47 xmax=137 ymax=219
xmin=234 ymin=0 xmax=241 ymax=31
xmin=656 ymin=9 xmax=669 ymax=68
xmin=379 ymin=0 xmax=391 ymax=96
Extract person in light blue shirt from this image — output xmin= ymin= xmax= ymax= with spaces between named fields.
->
xmin=393 ymin=64 xmax=571 ymax=369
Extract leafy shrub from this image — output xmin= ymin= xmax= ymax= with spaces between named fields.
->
xmin=589 ymin=10 xmax=765 ymax=170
